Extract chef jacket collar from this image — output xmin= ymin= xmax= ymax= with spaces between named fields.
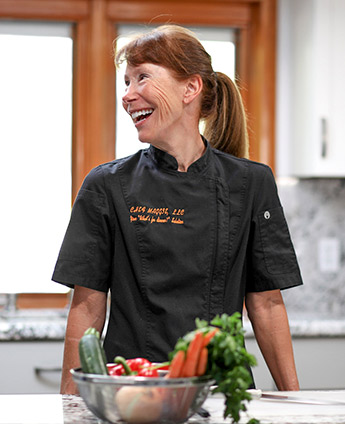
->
xmin=147 ymin=136 xmax=210 ymax=174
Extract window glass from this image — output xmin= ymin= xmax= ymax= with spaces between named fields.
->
xmin=0 ymin=22 xmax=73 ymax=293
xmin=115 ymin=25 xmax=236 ymax=159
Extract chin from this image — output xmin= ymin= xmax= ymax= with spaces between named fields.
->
xmin=137 ymin=131 xmax=166 ymax=149
xmin=137 ymin=133 xmax=154 ymax=145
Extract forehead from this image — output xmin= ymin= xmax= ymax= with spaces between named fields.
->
xmin=124 ymin=62 xmax=173 ymax=78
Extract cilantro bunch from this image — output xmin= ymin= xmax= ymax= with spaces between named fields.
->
xmin=170 ymin=312 xmax=259 ymax=424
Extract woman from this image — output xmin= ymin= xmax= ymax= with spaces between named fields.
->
xmin=53 ymin=25 xmax=303 ymax=394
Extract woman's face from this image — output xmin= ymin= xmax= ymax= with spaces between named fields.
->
xmin=122 ymin=63 xmax=189 ymax=147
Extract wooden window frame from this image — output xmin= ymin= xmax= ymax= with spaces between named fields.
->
xmin=0 ymin=0 xmax=276 ymax=307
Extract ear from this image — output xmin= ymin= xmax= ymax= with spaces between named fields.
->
xmin=183 ymin=74 xmax=203 ymax=105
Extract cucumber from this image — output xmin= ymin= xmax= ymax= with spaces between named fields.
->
xmin=79 ymin=327 xmax=109 ymax=375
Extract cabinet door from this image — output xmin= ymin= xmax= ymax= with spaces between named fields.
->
xmin=277 ymin=0 xmax=345 ymax=177
xmin=293 ymin=337 xmax=345 ymax=390
xmin=311 ymin=0 xmax=345 ymax=176
xmin=0 ymin=341 xmax=63 ymax=394
xmin=327 ymin=0 xmax=345 ymax=174
xmin=246 ymin=335 xmax=345 ymax=390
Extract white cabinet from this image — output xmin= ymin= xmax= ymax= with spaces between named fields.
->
xmin=246 ymin=336 xmax=345 ymax=390
xmin=292 ymin=337 xmax=345 ymax=390
xmin=276 ymin=0 xmax=345 ymax=177
xmin=0 ymin=341 xmax=64 ymax=394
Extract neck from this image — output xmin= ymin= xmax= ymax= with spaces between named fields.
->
xmin=153 ymin=132 xmax=206 ymax=172
xmin=174 ymin=135 xmax=205 ymax=172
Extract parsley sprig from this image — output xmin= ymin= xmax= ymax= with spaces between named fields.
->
xmin=170 ymin=312 xmax=259 ymax=424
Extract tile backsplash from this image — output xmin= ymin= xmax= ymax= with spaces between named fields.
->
xmin=277 ymin=178 xmax=345 ymax=320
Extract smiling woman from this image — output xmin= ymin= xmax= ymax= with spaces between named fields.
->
xmin=52 ymin=24 xmax=302 ymax=396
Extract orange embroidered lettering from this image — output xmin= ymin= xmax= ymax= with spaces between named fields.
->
xmin=131 ymin=205 xmax=146 ymax=213
xmin=146 ymin=207 xmax=169 ymax=216
xmin=172 ymin=217 xmax=184 ymax=224
xmin=130 ymin=205 xmax=184 ymax=224
xmin=157 ymin=217 xmax=169 ymax=223
xmin=138 ymin=215 xmax=150 ymax=222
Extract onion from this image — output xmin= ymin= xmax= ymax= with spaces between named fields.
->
xmin=115 ymin=386 xmax=163 ymax=423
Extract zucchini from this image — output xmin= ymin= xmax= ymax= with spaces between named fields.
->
xmin=79 ymin=327 xmax=109 ymax=375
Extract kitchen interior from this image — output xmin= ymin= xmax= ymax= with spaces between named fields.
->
xmin=0 ymin=0 xmax=345 ymax=423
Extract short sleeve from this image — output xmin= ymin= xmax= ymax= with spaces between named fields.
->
xmin=52 ymin=166 xmax=113 ymax=292
xmin=246 ymin=166 xmax=303 ymax=292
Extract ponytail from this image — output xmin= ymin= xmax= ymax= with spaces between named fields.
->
xmin=202 ymin=72 xmax=249 ymax=159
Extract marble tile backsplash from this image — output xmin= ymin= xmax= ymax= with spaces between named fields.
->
xmin=277 ymin=178 xmax=345 ymax=320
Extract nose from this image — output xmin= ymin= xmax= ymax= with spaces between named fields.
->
xmin=122 ymin=83 xmax=137 ymax=109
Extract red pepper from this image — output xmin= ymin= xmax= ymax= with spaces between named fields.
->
xmin=110 ymin=356 xmax=154 ymax=376
xmin=154 ymin=363 xmax=170 ymax=371
xmin=137 ymin=366 xmax=159 ymax=377
xmin=126 ymin=358 xmax=151 ymax=372
xmin=107 ymin=363 xmax=124 ymax=376
xmin=108 ymin=357 xmax=168 ymax=377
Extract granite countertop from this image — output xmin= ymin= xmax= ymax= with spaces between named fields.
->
xmin=0 ymin=391 xmax=345 ymax=423
xmin=1 ymin=308 xmax=345 ymax=341
xmin=243 ymin=317 xmax=345 ymax=338
xmin=0 ymin=309 xmax=68 ymax=341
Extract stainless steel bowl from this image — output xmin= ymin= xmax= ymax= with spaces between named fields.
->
xmin=71 ymin=368 xmax=214 ymax=424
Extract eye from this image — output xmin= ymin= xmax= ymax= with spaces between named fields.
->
xmin=138 ymin=73 xmax=148 ymax=82
xmin=124 ymin=78 xmax=130 ymax=87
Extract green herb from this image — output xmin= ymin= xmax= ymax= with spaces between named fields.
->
xmin=170 ymin=312 xmax=259 ymax=424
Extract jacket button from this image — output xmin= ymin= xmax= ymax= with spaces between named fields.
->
xmin=264 ymin=211 xmax=270 ymax=220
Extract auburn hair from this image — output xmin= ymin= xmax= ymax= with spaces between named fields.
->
xmin=115 ymin=25 xmax=249 ymax=159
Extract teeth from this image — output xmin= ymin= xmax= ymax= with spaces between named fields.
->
xmin=131 ymin=109 xmax=153 ymax=121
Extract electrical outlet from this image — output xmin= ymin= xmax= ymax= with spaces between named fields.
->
xmin=318 ymin=237 xmax=341 ymax=273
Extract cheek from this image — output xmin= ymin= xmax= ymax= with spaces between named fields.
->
xmin=150 ymin=81 xmax=182 ymax=118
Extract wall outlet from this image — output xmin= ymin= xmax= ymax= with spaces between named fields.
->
xmin=317 ymin=237 xmax=341 ymax=273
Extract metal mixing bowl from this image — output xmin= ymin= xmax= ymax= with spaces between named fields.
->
xmin=71 ymin=368 xmax=214 ymax=424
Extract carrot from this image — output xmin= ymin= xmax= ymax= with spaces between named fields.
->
xmin=168 ymin=349 xmax=185 ymax=378
xmin=196 ymin=347 xmax=208 ymax=376
xmin=181 ymin=331 xmax=204 ymax=377
xmin=202 ymin=328 xmax=219 ymax=347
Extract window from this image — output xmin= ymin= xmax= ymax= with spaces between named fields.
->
xmin=115 ymin=25 xmax=236 ymax=159
xmin=0 ymin=21 xmax=73 ymax=293
xmin=0 ymin=0 xmax=277 ymax=299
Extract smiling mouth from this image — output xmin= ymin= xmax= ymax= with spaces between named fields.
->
xmin=131 ymin=109 xmax=154 ymax=124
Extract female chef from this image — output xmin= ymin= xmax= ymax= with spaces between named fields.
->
xmin=53 ymin=25 xmax=303 ymax=394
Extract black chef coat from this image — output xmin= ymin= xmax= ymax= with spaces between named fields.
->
xmin=52 ymin=140 xmax=303 ymax=362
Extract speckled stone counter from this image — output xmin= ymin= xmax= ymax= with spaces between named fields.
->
xmin=62 ymin=393 xmax=345 ymax=424
xmin=1 ymin=392 xmax=345 ymax=424
xmin=62 ymin=395 xmax=98 ymax=423
xmin=0 ymin=309 xmax=68 ymax=341
xmin=243 ymin=317 xmax=345 ymax=338
xmin=1 ymin=308 xmax=345 ymax=342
